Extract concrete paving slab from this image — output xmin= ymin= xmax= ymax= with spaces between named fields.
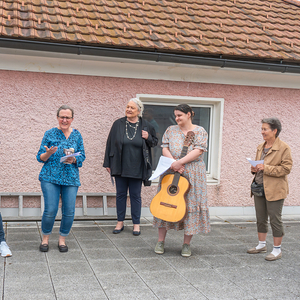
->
xmin=128 ymin=257 xmax=174 ymax=273
xmin=56 ymin=291 xmax=108 ymax=300
xmin=84 ymin=248 xmax=124 ymax=260
xmin=6 ymin=240 xmax=41 ymax=252
xmin=234 ymin=279 xmax=298 ymax=299
xmin=139 ymin=270 xmax=191 ymax=288
xmin=98 ymin=272 xmax=148 ymax=290
xmin=118 ymin=246 xmax=160 ymax=259
xmin=77 ymin=238 xmax=115 ymax=250
xmin=112 ymin=237 xmax=151 ymax=248
xmin=72 ymin=230 xmax=108 ymax=240
xmin=51 ymin=274 xmax=106 ymax=297
xmin=202 ymin=235 xmax=245 ymax=245
xmin=89 ymin=258 xmax=135 ymax=275
xmin=71 ymin=226 xmax=103 ymax=232
xmin=2 ymin=218 xmax=300 ymax=299
xmin=151 ymin=285 xmax=208 ymax=300
xmin=5 ymin=261 xmax=49 ymax=279
xmin=234 ymin=253 xmax=274 ymax=266
xmin=104 ymin=286 xmax=157 ymax=300
xmin=49 ymin=261 xmax=92 ymax=277
xmin=46 ymin=248 xmax=86 ymax=262
xmin=45 ymin=239 xmax=81 ymax=251
xmin=4 ymin=274 xmax=54 ymax=299
xmin=6 ymin=227 xmax=40 ymax=233
xmin=221 ymin=243 xmax=250 ymax=254
xmin=5 ymin=232 xmax=41 ymax=242
xmin=71 ymin=221 xmax=98 ymax=227
xmin=164 ymin=256 xmax=211 ymax=270
xmin=5 ymin=249 xmax=46 ymax=264
xmin=3 ymin=292 xmax=56 ymax=300
xmin=201 ymin=254 xmax=242 ymax=268
xmin=234 ymin=234 xmax=261 ymax=244
xmin=182 ymin=243 xmax=224 ymax=256
xmin=6 ymin=222 xmax=39 ymax=228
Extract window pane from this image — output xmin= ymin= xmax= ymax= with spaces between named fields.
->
xmin=143 ymin=104 xmax=210 ymax=171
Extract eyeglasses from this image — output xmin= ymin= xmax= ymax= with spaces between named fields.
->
xmin=58 ymin=116 xmax=73 ymax=120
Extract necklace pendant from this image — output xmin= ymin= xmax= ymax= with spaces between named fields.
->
xmin=126 ymin=120 xmax=139 ymax=140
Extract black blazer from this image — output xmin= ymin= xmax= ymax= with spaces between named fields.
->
xmin=103 ymin=117 xmax=158 ymax=182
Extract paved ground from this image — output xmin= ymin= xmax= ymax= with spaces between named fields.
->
xmin=1 ymin=215 xmax=300 ymax=300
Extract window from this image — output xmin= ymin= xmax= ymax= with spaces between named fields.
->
xmin=138 ymin=94 xmax=224 ymax=184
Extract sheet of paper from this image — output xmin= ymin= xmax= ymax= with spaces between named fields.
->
xmin=149 ymin=156 xmax=175 ymax=181
xmin=60 ymin=152 xmax=81 ymax=163
xmin=246 ymin=157 xmax=264 ymax=167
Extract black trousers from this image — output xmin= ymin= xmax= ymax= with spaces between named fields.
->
xmin=115 ymin=176 xmax=142 ymax=224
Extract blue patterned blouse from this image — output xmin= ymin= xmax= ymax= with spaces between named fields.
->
xmin=37 ymin=127 xmax=86 ymax=186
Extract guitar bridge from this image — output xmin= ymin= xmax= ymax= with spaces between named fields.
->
xmin=160 ymin=202 xmax=177 ymax=209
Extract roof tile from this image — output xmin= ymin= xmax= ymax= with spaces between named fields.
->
xmin=0 ymin=0 xmax=300 ymax=62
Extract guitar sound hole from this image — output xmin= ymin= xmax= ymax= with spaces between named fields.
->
xmin=169 ymin=185 xmax=178 ymax=194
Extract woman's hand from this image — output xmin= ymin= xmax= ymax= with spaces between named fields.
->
xmin=106 ymin=167 xmax=111 ymax=174
xmin=142 ymin=130 xmax=149 ymax=140
xmin=251 ymin=166 xmax=258 ymax=173
xmin=171 ymin=160 xmax=185 ymax=174
xmin=40 ymin=146 xmax=58 ymax=161
xmin=44 ymin=145 xmax=58 ymax=155
xmin=65 ymin=157 xmax=75 ymax=164
xmin=256 ymin=164 xmax=264 ymax=171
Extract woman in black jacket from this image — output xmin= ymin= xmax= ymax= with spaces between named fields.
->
xmin=103 ymin=98 xmax=158 ymax=235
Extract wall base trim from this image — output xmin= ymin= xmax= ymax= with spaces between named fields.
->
xmin=1 ymin=206 xmax=300 ymax=220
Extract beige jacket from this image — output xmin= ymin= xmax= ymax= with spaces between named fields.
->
xmin=252 ymin=137 xmax=293 ymax=201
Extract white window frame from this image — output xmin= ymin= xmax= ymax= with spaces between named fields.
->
xmin=137 ymin=94 xmax=224 ymax=184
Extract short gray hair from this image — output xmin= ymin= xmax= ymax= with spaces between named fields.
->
xmin=57 ymin=105 xmax=74 ymax=118
xmin=261 ymin=117 xmax=282 ymax=137
xmin=128 ymin=98 xmax=144 ymax=117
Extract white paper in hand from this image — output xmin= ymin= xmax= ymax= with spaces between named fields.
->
xmin=60 ymin=152 xmax=81 ymax=163
xmin=149 ymin=156 xmax=175 ymax=181
xmin=246 ymin=157 xmax=264 ymax=167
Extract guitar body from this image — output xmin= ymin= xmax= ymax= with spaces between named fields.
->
xmin=150 ymin=174 xmax=189 ymax=223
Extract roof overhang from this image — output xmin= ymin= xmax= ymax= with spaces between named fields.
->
xmin=1 ymin=37 xmax=300 ymax=74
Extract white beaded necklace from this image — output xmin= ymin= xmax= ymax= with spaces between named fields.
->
xmin=126 ymin=120 xmax=139 ymax=140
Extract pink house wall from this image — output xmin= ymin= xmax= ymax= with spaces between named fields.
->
xmin=0 ymin=70 xmax=299 ymax=209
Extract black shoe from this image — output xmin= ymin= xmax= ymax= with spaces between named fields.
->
xmin=39 ymin=243 xmax=49 ymax=252
xmin=58 ymin=243 xmax=68 ymax=253
xmin=113 ymin=226 xmax=124 ymax=234
xmin=133 ymin=230 xmax=141 ymax=236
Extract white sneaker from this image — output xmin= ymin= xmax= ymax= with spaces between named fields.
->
xmin=0 ymin=241 xmax=12 ymax=257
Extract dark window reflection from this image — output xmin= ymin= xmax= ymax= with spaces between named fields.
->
xmin=143 ymin=104 xmax=210 ymax=170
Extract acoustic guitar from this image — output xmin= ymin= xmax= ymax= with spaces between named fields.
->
xmin=150 ymin=131 xmax=195 ymax=222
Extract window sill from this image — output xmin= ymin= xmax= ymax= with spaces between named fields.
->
xmin=150 ymin=176 xmax=219 ymax=185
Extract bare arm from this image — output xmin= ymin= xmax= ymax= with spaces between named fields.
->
xmin=163 ymin=147 xmax=203 ymax=173
xmin=162 ymin=147 xmax=174 ymax=159
xmin=40 ymin=146 xmax=58 ymax=162
xmin=171 ymin=149 xmax=203 ymax=172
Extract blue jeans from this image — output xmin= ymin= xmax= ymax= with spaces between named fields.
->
xmin=0 ymin=213 xmax=6 ymax=243
xmin=115 ymin=177 xmax=142 ymax=224
xmin=41 ymin=181 xmax=78 ymax=236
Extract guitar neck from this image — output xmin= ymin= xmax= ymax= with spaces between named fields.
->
xmin=180 ymin=145 xmax=189 ymax=159
xmin=171 ymin=145 xmax=189 ymax=186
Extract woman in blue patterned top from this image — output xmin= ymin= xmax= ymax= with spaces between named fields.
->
xmin=37 ymin=105 xmax=85 ymax=253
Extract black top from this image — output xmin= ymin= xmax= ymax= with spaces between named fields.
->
xmin=103 ymin=117 xmax=158 ymax=182
xmin=121 ymin=121 xmax=143 ymax=178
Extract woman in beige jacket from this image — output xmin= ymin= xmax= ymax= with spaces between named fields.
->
xmin=248 ymin=117 xmax=292 ymax=261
